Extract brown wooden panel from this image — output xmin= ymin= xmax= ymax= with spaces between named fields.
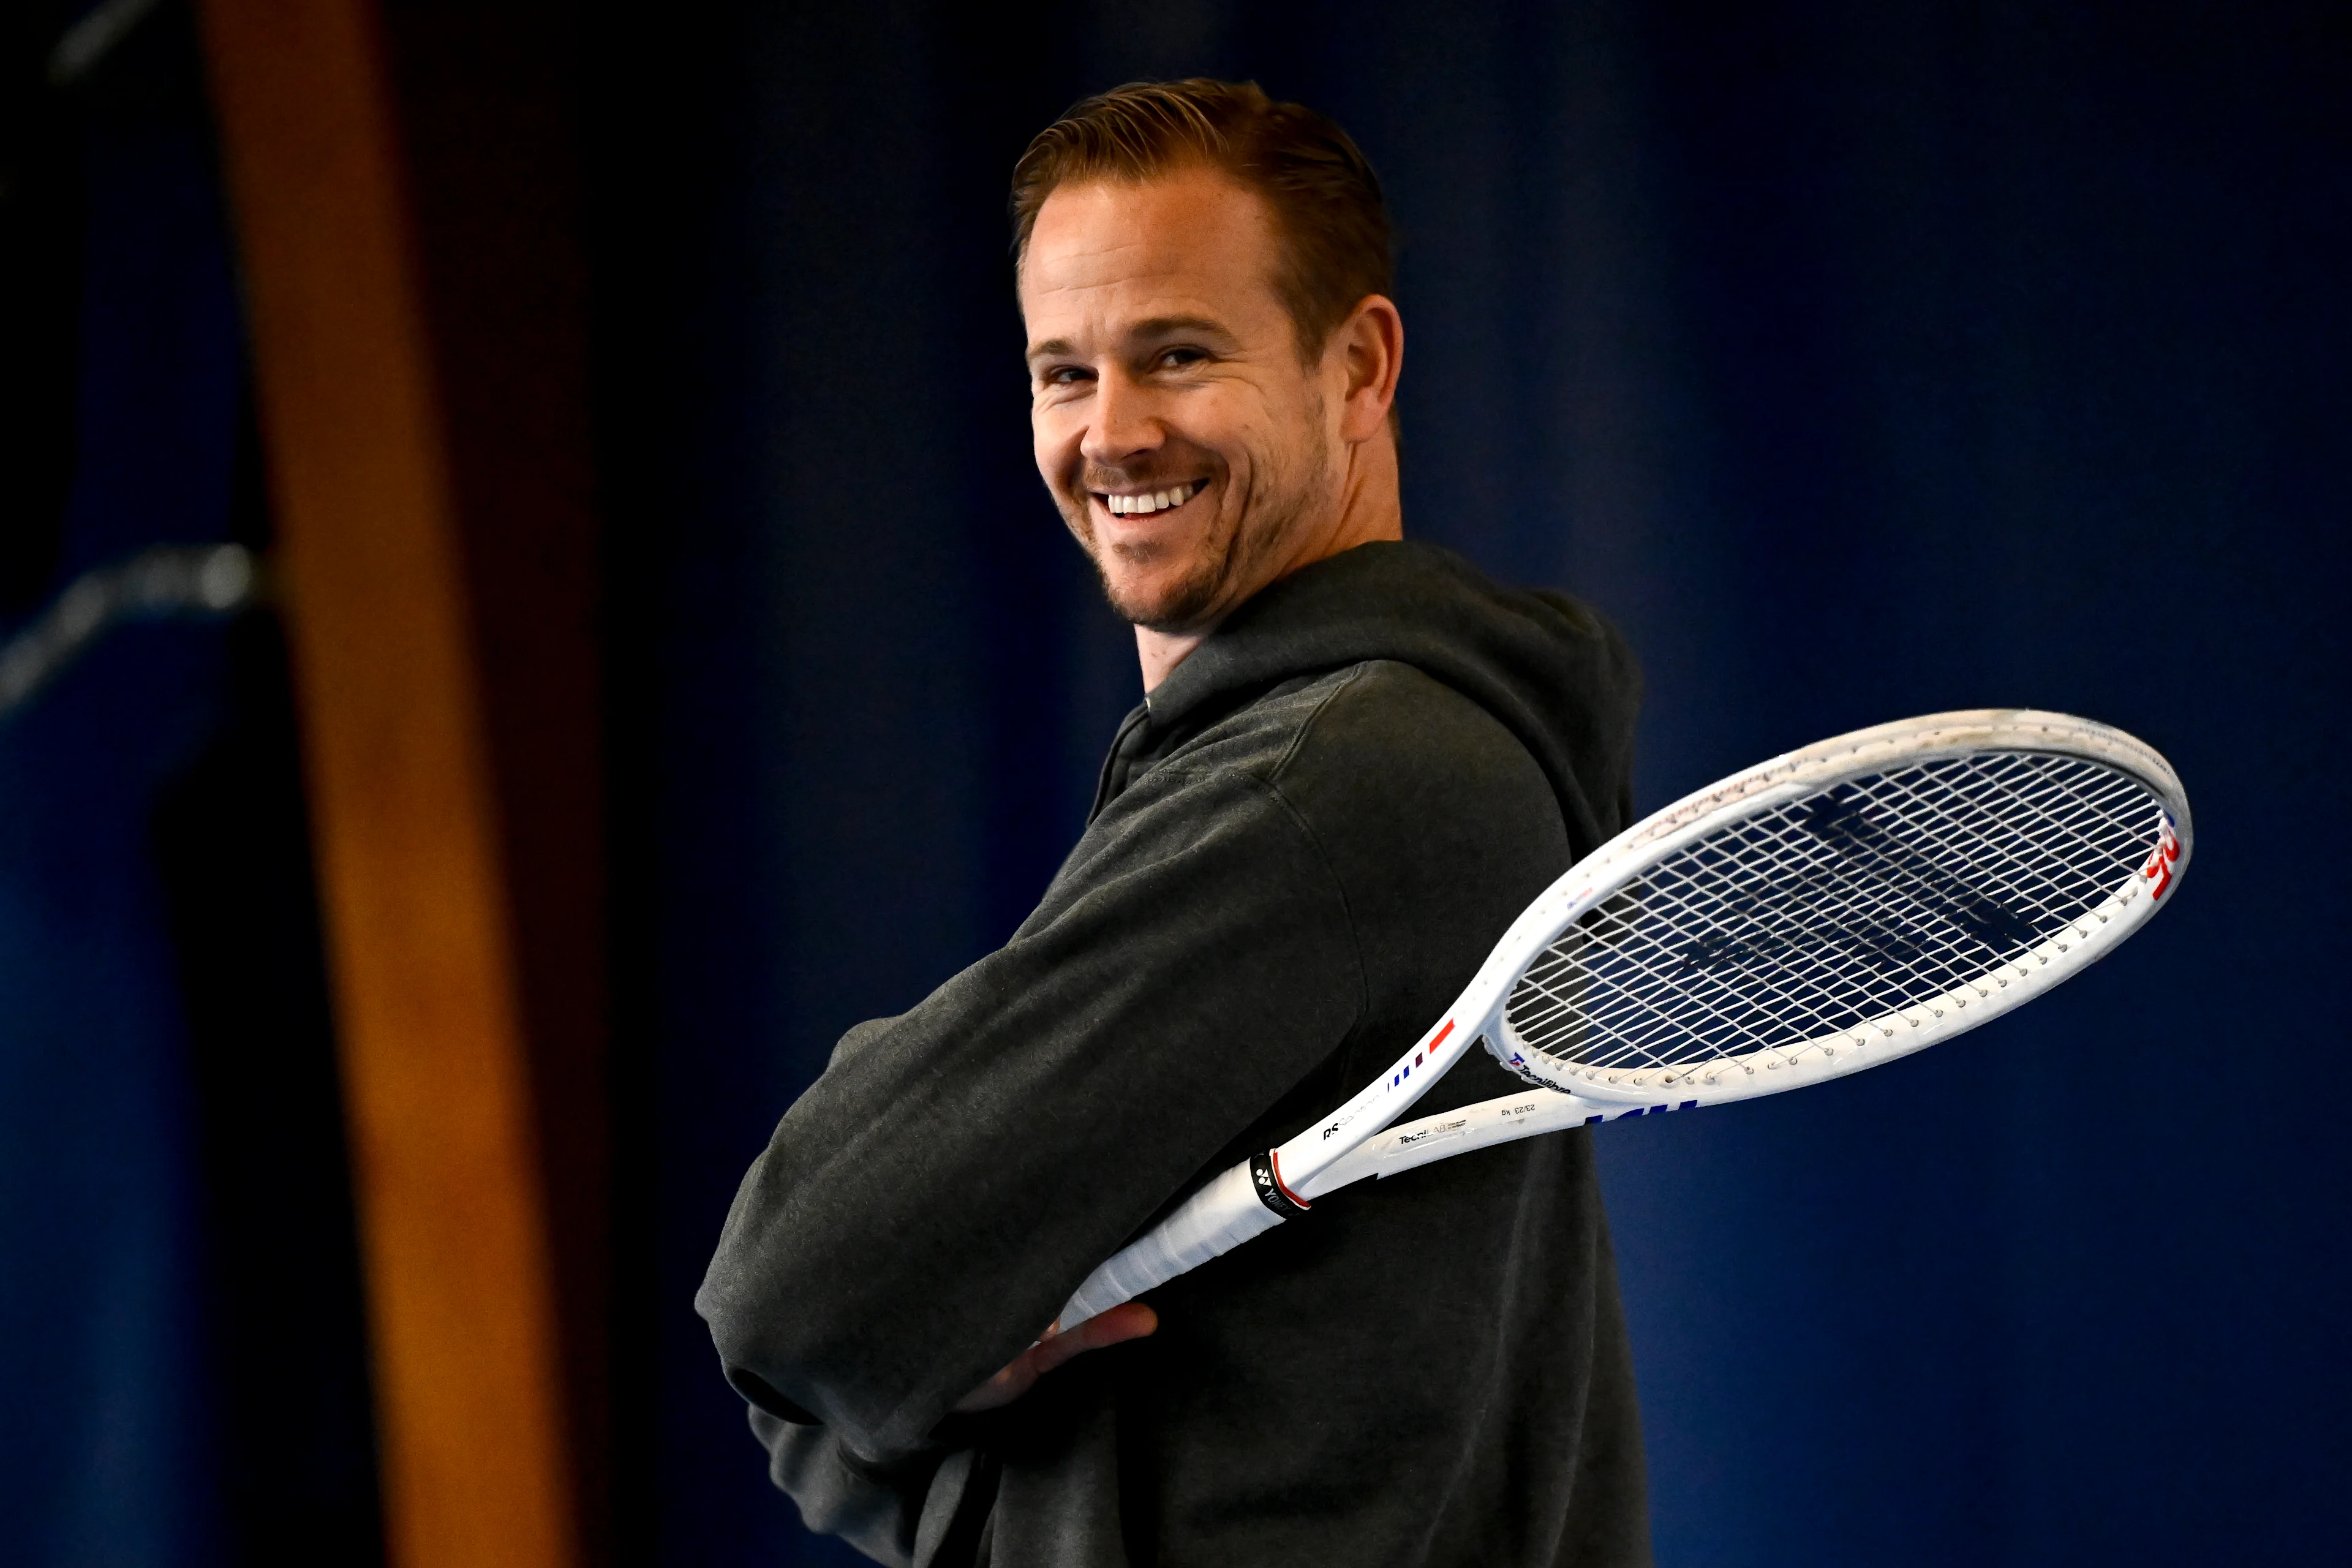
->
xmin=195 ymin=2 xmax=579 ymax=1565
xmin=371 ymin=2 xmax=615 ymax=1556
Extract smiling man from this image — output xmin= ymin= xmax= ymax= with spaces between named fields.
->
xmin=1021 ymin=160 xmax=1404 ymax=688
xmin=700 ymin=81 xmax=1649 ymax=1567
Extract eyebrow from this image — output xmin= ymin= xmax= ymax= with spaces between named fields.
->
xmin=1025 ymin=314 xmax=1240 ymax=364
xmin=1127 ymin=314 xmax=1236 ymax=343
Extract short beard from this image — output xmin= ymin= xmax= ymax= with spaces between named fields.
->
xmin=1064 ymin=417 xmax=1333 ymax=635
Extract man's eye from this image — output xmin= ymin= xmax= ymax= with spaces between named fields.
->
xmin=1157 ymin=347 xmax=1206 ymax=369
xmin=1042 ymin=366 xmax=1092 ymax=387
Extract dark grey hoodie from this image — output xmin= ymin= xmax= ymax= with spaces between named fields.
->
xmin=698 ymin=540 xmax=1651 ymax=1567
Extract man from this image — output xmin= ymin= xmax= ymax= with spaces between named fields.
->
xmin=699 ymin=80 xmax=1648 ymax=1567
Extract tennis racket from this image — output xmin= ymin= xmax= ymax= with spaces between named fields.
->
xmin=1058 ymin=709 xmax=2190 ymax=1329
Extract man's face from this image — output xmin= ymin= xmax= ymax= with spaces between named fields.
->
xmin=1020 ymin=168 xmax=1344 ymax=633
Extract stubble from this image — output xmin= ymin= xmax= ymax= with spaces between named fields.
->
xmin=1060 ymin=405 xmax=1334 ymax=635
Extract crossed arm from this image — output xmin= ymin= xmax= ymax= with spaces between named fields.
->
xmin=698 ymin=767 xmax=1365 ymax=1461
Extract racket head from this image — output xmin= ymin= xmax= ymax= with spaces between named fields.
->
xmin=1479 ymin=710 xmax=2189 ymax=1107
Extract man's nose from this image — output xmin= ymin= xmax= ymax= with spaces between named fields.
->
xmin=1080 ymin=371 xmax=1163 ymax=466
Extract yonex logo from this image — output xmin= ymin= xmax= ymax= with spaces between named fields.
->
xmin=1250 ymin=1151 xmax=1310 ymax=1216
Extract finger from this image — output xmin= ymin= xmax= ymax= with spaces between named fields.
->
xmin=955 ymin=1303 xmax=1163 ymax=1413
xmin=1030 ymin=1302 xmax=1158 ymax=1374
xmin=1080 ymin=1301 xmax=1159 ymax=1348
xmin=952 ymin=1357 xmax=1038 ymax=1414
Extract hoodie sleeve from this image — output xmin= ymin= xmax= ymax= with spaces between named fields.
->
xmin=737 ymin=1406 xmax=995 ymax=1568
xmin=695 ymin=761 xmax=1367 ymax=1465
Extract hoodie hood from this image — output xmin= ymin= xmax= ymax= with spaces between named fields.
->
xmin=1141 ymin=540 xmax=1643 ymax=854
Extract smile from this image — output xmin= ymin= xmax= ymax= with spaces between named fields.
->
xmin=1098 ymin=480 xmax=1205 ymax=516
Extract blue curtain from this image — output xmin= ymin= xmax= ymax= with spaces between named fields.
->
xmin=0 ymin=103 xmax=241 ymax=1565
xmin=1 ymin=12 xmax=379 ymax=1561
xmin=593 ymin=2 xmax=2347 ymax=1564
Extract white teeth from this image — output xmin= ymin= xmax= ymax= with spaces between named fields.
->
xmin=1102 ymin=483 xmax=1200 ymax=515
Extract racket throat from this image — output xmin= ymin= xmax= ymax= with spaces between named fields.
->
xmin=1249 ymin=1150 xmax=1312 ymax=1218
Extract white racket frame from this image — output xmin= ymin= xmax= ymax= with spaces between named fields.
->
xmin=1058 ymin=709 xmax=2190 ymax=1329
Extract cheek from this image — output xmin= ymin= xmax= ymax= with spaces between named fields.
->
xmin=1031 ymin=409 xmax=1079 ymax=483
xmin=1176 ymin=386 xmax=1273 ymax=473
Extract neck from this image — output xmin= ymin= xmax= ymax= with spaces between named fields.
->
xmin=1135 ymin=430 xmax=1403 ymax=692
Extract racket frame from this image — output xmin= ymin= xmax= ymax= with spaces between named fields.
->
xmin=1286 ymin=709 xmax=2186 ymax=1192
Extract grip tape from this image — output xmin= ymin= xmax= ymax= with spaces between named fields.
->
xmin=1057 ymin=1157 xmax=1286 ymax=1329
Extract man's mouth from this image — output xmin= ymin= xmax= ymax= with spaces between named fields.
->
xmin=1095 ymin=480 xmax=1206 ymax=517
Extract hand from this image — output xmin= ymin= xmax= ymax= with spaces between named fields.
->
xmin=951 ymin=1302 xmax=1159 ymax=1414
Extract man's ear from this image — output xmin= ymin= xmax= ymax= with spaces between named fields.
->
xmin=1332 ymin=293 xmax=1404 ymax=444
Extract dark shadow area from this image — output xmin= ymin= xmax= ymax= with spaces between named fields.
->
xmin=1 ymin=4 xmax=382 ymax=1560
xmin=153 ymin=605 xmax=385 ymax=1568
xmin=0 ymin=2 xmax=83 ymax=611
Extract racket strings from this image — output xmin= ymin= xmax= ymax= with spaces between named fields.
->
xmin=1606 ymin=757 xmax=2154 ymax=1063
xmin=1510 ymin=791 xmax=2075 ymax=1072
xmin=1509 ymin=802 xmax=2013 ymax=1057
xmin=1574 ymin=755 xmax=2153 ymax=1066
xmin=1502 ymin=753 xmax=2161 ymax=1075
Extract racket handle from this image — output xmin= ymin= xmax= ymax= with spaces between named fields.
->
xmin=1057 ymin=1157 xmax=1284 ymax=1330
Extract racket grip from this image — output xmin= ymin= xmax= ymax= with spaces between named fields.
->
xmin=1057 ymin=1158 xmax=1284 ymax=1330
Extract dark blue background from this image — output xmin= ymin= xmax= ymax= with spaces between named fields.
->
xmin=0 ymin=7 xmax=381 ymax=1561
xmin=592 ymin=2 xmax=2346 ymax=1564
xmin=0 ymin=110 xmax=242 ymax=1560
xmin=4 ymin=0 xmax=2342 ymax=1563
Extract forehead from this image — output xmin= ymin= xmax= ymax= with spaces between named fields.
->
xmin=1019 ymin=168 xmax=1286 ymax=341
